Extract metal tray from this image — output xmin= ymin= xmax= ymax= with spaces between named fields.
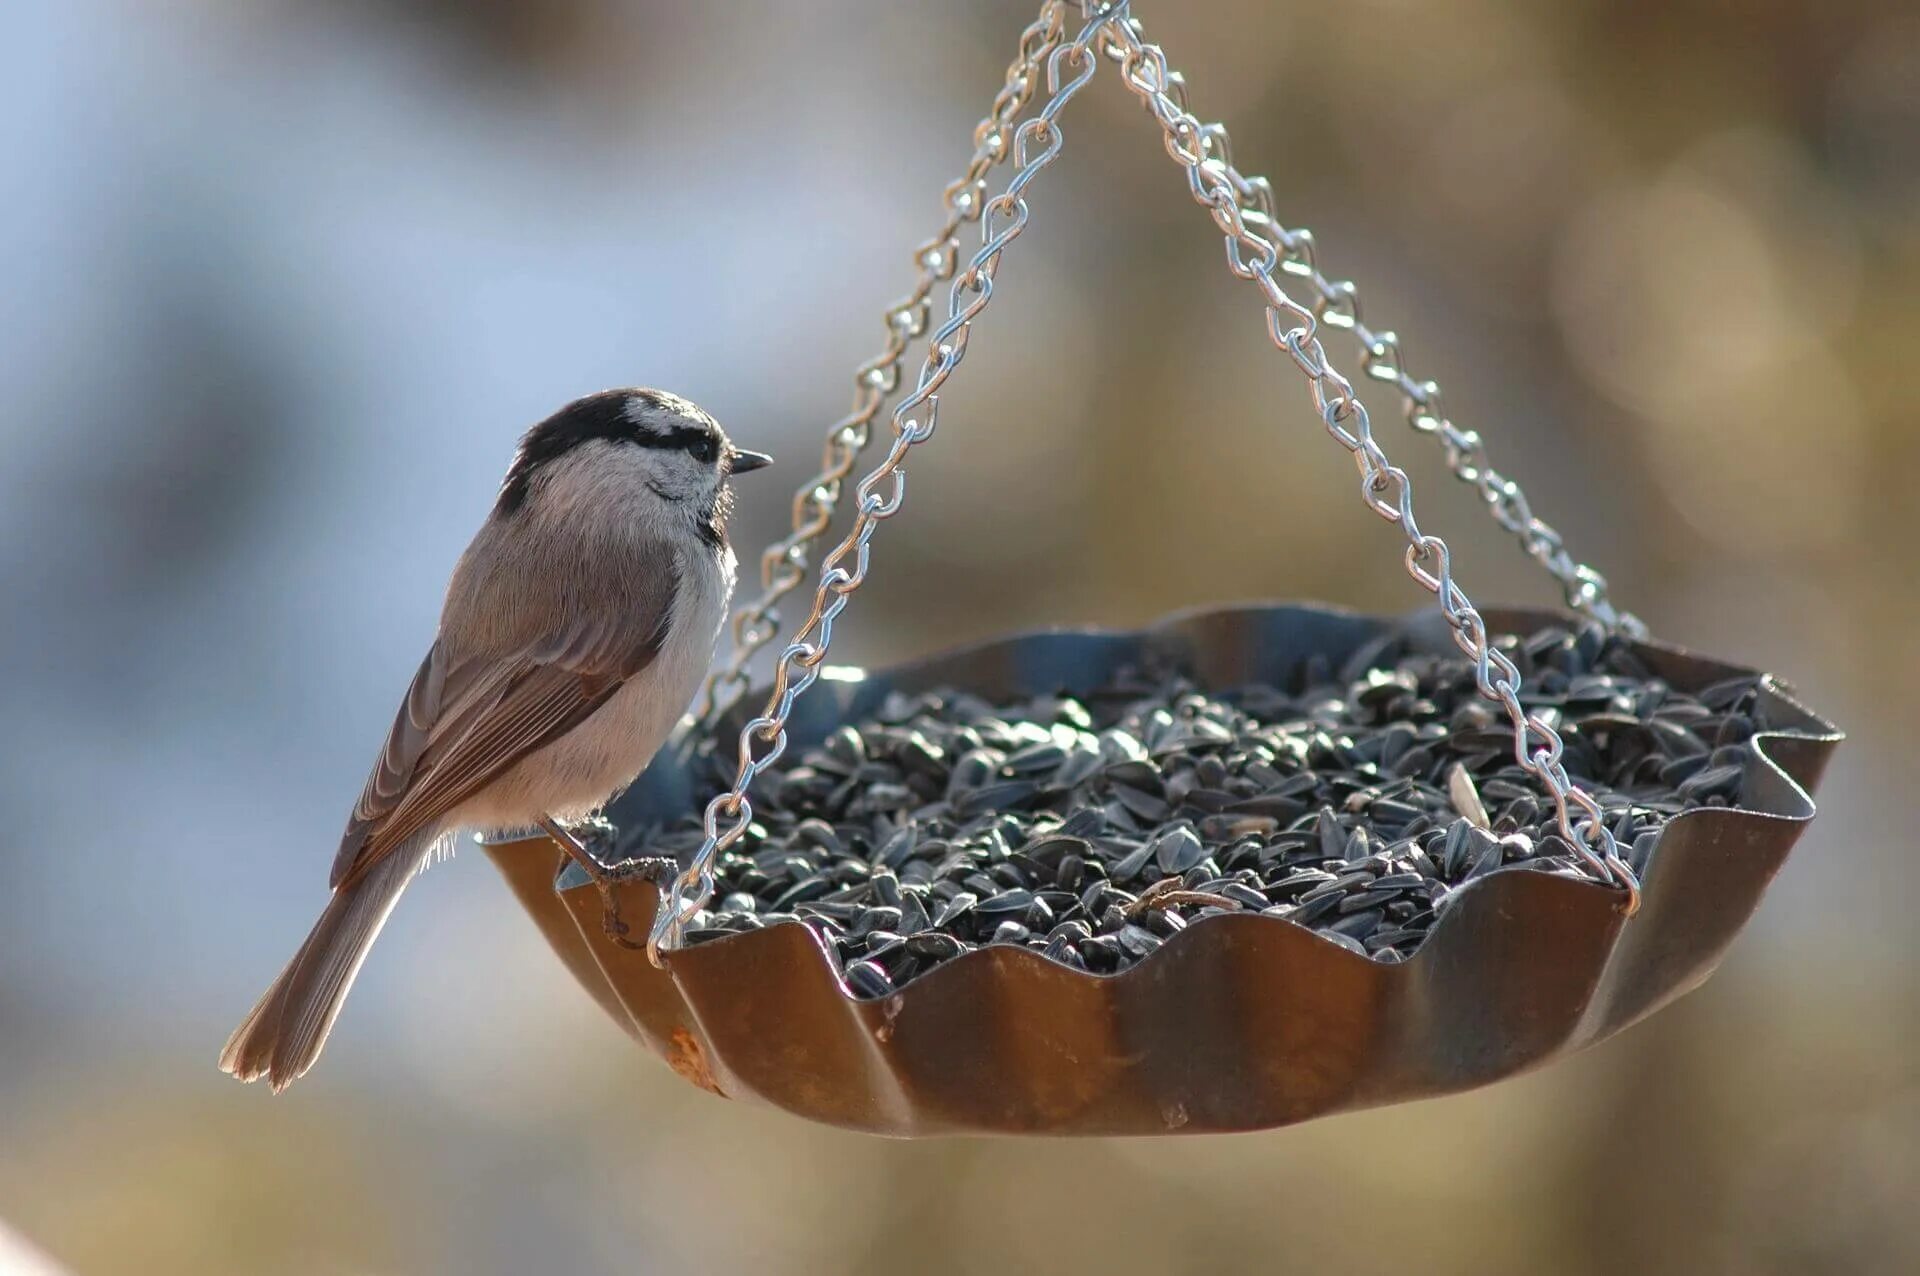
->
xmin=484 ymin=603 xmax=1840 ymax=1135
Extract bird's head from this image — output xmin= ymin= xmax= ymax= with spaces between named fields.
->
xmin=496 ymin=388 xmax=772 ymax=535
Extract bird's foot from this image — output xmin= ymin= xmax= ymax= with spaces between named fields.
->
xmin=537 ymin=816 xmax=676 ymax=951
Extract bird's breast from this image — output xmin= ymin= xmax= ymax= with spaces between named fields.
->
xmin=517 ymin=543 xmax=735 ymax=821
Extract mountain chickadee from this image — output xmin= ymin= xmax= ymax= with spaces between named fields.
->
xmin=220 ymin=387 xmax=771 ymax=1092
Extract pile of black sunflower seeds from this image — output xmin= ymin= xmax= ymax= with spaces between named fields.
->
xmin=639 ymin=622 xmax=1764 ymax=998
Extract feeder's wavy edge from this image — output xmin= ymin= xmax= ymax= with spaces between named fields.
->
xmin=585 ymin=601 xmax=1840 ymax=1004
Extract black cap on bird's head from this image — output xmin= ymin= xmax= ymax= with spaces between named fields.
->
xmin=496 ymin=388 xmax=771 ymax=516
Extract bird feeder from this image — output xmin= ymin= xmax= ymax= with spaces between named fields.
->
xmin=486 ymin=0 xmax=1839 ymax=1135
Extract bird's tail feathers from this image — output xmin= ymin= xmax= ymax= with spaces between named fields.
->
xmin=219 ymin=837 xmax=431 ymax=1092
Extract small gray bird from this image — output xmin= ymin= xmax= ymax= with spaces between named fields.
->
xmin=220 ymin=388 xmax=771 ymax=1092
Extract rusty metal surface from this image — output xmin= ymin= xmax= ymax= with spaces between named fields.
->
xmin=485 ymin=603 xmax=1841 ymax=1136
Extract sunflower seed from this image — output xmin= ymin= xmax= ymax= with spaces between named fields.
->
xmin=1447 ymin=763 xmax=1491 ymax=830
xmin=990 ymin=920 xmax=1031 ymax=945
xmin=1152 ymin=825 xmax=1208 ymax=874
xmin=845 ymin=960 xmax=893 ymax=999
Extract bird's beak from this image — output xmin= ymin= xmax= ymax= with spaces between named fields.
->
xmin=729 ymin=449 xmax=774 ymax=475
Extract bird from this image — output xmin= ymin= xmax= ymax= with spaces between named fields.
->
xmin=219 ymin=387 xmax=772 ymax=1092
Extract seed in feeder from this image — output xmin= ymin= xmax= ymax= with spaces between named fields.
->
xmin=1152 ymin=825 xmax=1207 ymax=874
xmin=845 ymin=961 xmax=893 ymax=999
xmin=990 ymin=920 xmax=1030 ymax=945
xmin=1108 ymin=839 xmax=1157 ymax=882
xmin=933 ymin=891 xmax=978 ymax=927
xmin=906 ymin=931 xmax=966 ymax=961
xmin=645 ymin=621 xmax=1765 ymax=995
xmin=1447 ymin=763 xmax=1491 ymax=830
xmin=976 ymin=889 xmax=1035 ymax=917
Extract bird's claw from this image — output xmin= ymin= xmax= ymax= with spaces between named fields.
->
xmin=600 ymin=894 xmax=641 ymax=949
xmin=537 ymin=816 xmax=676 ymax=952
xmin=603 ymin=855 xmax=678 ymax=885
xmin=596 ymin=857 xmax=676 ymax=951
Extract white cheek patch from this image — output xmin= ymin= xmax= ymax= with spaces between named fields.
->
xmin=538 ymin=436 xmax=719 ymax=527
xmin=645 ymin=447 xmax=720 ymax=495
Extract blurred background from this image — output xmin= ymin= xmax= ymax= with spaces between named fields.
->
xmin=1 ymin=0 xmax=1913 ymax=1272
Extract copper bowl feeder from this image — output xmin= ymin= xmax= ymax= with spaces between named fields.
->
xmin=485 ymin=604 xmax=1838 ymax=1135
xmin=484 ymin=1 xmax=1844 ymax=1136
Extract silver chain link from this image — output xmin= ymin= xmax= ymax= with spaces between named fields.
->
xmin=696 ymin=2 xmax=1074 ymax=723
xmin=650 ymin=0 xmax=1641 ymax=963
xmin=1177 ymin=125 xmax=1645 ymax=637
xmin=647 ymin=22 xmax=1108 ymax=964
xmin=1094 ymin=10 xmax=1639 ymax=913
xmin=1072 ymin=5 xmax=1640 ymax=635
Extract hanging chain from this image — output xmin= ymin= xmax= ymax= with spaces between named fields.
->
xmin=647 ymin=25 xmax=1108 ymax=964
xmin=651 ymin=0 xmax=1642 ymax=962
xmin=1095 ymin=13 xmax=1639 ymax=913
xmin=1168 ymin=122 xmax=1645 ymax=637
xmin=697 ymin=2 xmax=1074 ymax=722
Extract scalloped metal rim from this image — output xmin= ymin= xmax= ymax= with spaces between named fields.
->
xmin=486 ymin=602 xmax=1841 ymax=1135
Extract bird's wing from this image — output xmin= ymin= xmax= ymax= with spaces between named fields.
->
xmin=330 ymin=544 xmax=680 ymax=890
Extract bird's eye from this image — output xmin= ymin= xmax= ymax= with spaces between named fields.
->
xmin=688 ymin=435 xmax=718 ymax=465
